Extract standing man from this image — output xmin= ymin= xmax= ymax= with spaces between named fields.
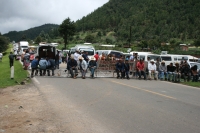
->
xmin=31 ymin=56 xmax=39 ymax=78
xmin=124 ymin=59 xmax=130 ymax=79
xmin=116 ymin=59 xmax=125 ymax=79
xmin=129 ymin=53 xmax=135 ymax=60
xmin=9 ymin=52 xmax=15 ymax=68
xmin=55 ymin=50 xmax=59 ymax=69
xmin=74 ymin=49 xmax=81 ymax=62
xmin=94 ymin=52 xmax=99 ymax=62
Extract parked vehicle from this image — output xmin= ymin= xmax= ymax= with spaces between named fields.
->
xmin=96 ymin=50 xmax=123 ymax=58
xmin=37 ymin=43 xmax=57 ymax=60
xmin=70 ymin=45 xmax=95 ymax=59
xmin=19 ymin=41 xmax=29 ymax=55
xmin=159 ymin=54 xmax=198 ymax=66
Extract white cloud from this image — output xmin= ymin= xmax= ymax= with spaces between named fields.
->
xmin=0 ymin=0 xmax=108 ymax=34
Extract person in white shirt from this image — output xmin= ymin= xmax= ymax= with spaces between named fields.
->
xmin=148 ymin=59 xmax=158 ymax=80
xmin=129 ymin=53 xmax=135 ymax=60
xmin=74 ymin=49 xmax=81 ymax=61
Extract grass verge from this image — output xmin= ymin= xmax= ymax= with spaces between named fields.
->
xmin=0 ymin=45 xmax=28 ymax=88
xmin=182 ymin=82 xmax=200 ymax=88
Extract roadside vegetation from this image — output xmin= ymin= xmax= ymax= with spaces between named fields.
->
xmin=0 ymin=45 xmax=28 ymax=88
xmin=182 ymin=82 xmax=200 ymax=88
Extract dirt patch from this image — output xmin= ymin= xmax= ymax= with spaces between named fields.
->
xmin=0 ymin=84 xmax=62 ymax=133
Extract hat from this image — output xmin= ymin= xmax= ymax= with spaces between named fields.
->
xmin=90 ymin=57 xmax=95 ymax=60
xmin=161 ymin=60 xmax=165 ymax=63
xmin=76 ymin=49 xmax=79 ymax=52
xmin=175 ymin=62 xmax=179 ymax=65
xmin=70 ymin=54 xmax=74 ymax=59
xmin=150 ymin=59 xmax=155 ymax=63
xmin=79 ymin=56 xmax=83 ymax=60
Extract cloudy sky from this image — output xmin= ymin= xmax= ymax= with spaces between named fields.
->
xmin=0 ymin=0 xmax=109 ymax=34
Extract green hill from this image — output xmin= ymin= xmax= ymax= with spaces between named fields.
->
xmin=75 ymin=0 xmax=200 ymax=42
xmin=3 ymin=24 xmax=59 ymax=42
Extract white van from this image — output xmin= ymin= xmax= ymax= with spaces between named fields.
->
xmin=19 ymin=41 xmax=29 ymax=55
xmin=159 ymin=54 xmax=198 ymax=66
xmin=72 ymin=45 xmax=95 ymax=59
xmin=37 ymin=43 xmax=57 ymax=60
xmin=96 ymin=50 xmax=123 ymax=58
xmin=129 ymin=52 xmax=160 ymax=61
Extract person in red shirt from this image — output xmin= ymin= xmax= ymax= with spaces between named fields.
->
xmin=136 ymin=58 xmax=147 ymax=80
xmin=94 ymin=52 xmax=99 ymax=62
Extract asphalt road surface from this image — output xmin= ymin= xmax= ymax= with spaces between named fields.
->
xmin=32 ymin=75 xmax=200 ymax=133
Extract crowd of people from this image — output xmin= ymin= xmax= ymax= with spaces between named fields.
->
xmin=22 ymin=49 xmax=199 ymax=82
xmin=114 ymin=53 xmax=199 ymax=82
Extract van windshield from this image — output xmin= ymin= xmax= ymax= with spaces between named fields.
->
xmin=80 ymin=48 xmax=94 ymax=55
xmin=110 ymin=52 xmax=123 ymax=58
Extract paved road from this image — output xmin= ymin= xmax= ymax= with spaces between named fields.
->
xmin=28 ymin=63 xmax=200 ymax=132
xmin=31 ymin=71 xmax=200 ymax=133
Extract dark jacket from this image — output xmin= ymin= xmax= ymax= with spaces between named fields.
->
xmin=9 ymin=54 xmax=14 ymax=60
xmin=116 ymin=62 xmax=124 ymax=70
xmin=88 ymin=60 xmax=97 ymax=68
xmin=167 ymin=65 xmax=176 ymax=72
xmin=124 ymin=63 xmax=130 ymax=71
xmin=31 ymin=59 xmax=39 ymax=68
xmin=67 ymin=59 xmax=77 ymax=69
xmin=181 ymin=64 xmax=191 ymax=74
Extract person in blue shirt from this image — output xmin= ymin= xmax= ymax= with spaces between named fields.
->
xmin=39 ymin=57 xmax=48 ymax=76
xmin=31 ymin=56 xmax=39 ymax=77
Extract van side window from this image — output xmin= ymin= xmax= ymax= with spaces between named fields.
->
xmin=161 ymin=56 xmax=172 ymax=61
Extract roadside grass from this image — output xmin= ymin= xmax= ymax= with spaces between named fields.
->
xmin=182 ymin=82 xmax=200 ymax=88
xmin=0 ymin=45 xmax=28 ymax=88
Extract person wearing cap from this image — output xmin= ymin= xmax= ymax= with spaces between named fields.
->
xmin=174 ymin=62 xmax=181 ymax=82
xmin=137 ymin=58 xmax=146 ymax=80
xmin=67 ymin=54 xmax=78 ymax=79
xmin=148 ymin=59 xmax=158 ymax=80
xmin=159 ymin=60 xmax=168 ymax=80
xmin=74 ymin=49 xmax=81 ymax=61
xmin=115 ymin=59 xmax=125 ymax=79
xmin=88 ymin=57 xmax=97 ymax=78
xmin=167 ymin=63 xmax=176 ymax=81
xmin=78 ymin=56 xmax=88 ymax=79
xmin=124 ymin=59 xmax=130 ymax=79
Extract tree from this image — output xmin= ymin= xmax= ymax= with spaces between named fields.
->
xmin=193 ymin=39 xmax=200 ymax=48
xmin=85 ymin=35 xmax=94 ymax=43
xmin=34 ymin=36 xmax=42 ymax=44
xmin=0 ymin=36 xmax=9 ymax=52
xmin=59 ymin=18 xmax=76 ymax=49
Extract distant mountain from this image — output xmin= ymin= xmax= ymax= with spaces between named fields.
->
xmin=75 ymin=0 xmax=200 ymax=42
xmin=3 ymin=24 xmax=59 ymax=42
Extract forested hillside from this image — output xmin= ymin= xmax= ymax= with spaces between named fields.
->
xmin=3 ymin=24 xmax=59 ymax=42
xmin=76 ymin=0 xmax=200 ymax=42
